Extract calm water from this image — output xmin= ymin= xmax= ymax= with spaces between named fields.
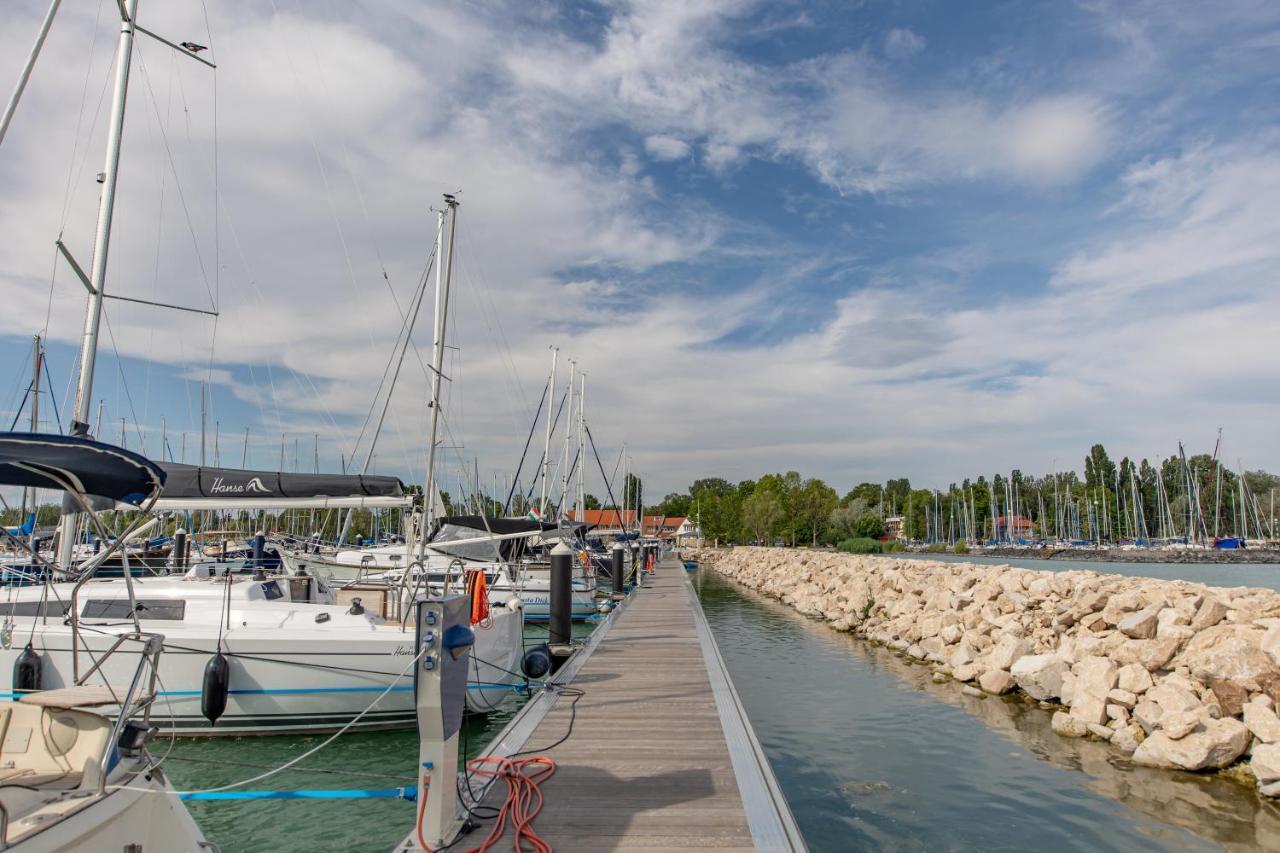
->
xmin=695 ymin=569 xmax=1280 ymax=852
xmin=167 ymin=620 xmax=594 ymax=852
xmin=894 ymin=552 xmax=1280 ymax=592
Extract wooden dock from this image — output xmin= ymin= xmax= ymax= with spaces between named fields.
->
xmin=465 ymin=558 xmax=804 ymax=851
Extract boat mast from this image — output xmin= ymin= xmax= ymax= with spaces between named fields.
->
xmin=560 ymin=359 xmax=576 ymax=521
xmin=417 ymin=195 xmax=458 ymax=560
xmin=57 ymin=0 xmax=140 ymax=570
xmin=576 ymin=372 xmax=587 ymax=518
xmin=0 ymin=0 xmax=63 ymax=148
xmin=18 ymin=335 xmax=43 ymax=530
xmin=540 ymin=346 xmax=557 ymax=514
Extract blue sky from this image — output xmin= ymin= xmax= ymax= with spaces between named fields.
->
xmin=2 ymin=0 xmax=1279 ymax=499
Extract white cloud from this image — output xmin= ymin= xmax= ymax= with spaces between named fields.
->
xmin=1 ymin=0 xmax=1276 ymax=496
xmin=884 ymin=27 xmax=926 ymax=59
xmin=644 ymin=134 xmax=691 ymax=160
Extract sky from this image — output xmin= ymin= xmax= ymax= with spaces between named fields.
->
xmin=1 ymin=0 xmax=1279 ymax=502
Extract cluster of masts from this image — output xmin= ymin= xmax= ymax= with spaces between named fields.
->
xmin=913 ymin=434 xmax=1275 ymax=548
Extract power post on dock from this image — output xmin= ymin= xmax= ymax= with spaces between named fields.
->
xmin=398 ymin=552 xmax=806 ymax=852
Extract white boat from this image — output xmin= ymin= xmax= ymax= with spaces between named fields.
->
xmin=0 ymin=569 xmax=524 ymax=734
xmin=0 ymin=431 xmax=207 ymax=849
xmin=0 ymin=657 xmax=210 ymax=851
xmin=289 ymin=516 xmax=601 ymax=619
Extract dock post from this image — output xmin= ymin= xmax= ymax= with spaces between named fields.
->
xmin=611 ymin=541 xmax=625 ymax=595
xmin=252 ymin=530 xmax=265 ymax=568
xmin=549 ymin=541 xmax=573 ymax=646
xmin=174 ymin=528 xmax=187 ymax=570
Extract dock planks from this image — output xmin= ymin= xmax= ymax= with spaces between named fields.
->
xmin=470 ymin=559 xmax=803 ymax=852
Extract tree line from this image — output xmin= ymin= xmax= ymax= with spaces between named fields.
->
xmin=647 ymin=443 xmax=1280 ymax=546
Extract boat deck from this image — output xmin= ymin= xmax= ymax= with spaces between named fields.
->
xmin=458 ymin=557 xmax=804 ymax=851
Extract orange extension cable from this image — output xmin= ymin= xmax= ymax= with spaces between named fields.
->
xmin=463 ymin=756 xmax=557 ymax=853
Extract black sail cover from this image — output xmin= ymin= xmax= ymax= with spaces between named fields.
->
xmin=0 ymin=432 xmax=165 ymax=505
xmin=158 ymin=463 xmax=405 ymax=501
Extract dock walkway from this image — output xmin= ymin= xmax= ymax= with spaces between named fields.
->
xmin=470 ymin=558 xmax=804 ymax=851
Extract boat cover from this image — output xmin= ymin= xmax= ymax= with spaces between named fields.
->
xmin=427 ymin=516 xmax=558 ymax=562
xmin=0 ymin=432 xmax=165 ymax=505
xmin=154 ymin=463 xmax=408 ymax=510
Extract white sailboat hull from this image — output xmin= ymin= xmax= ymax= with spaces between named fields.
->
xmin=4 ymin=772 xmax=206 ymax=852
xmin=0 ymin=579 xmax=525 ymax=734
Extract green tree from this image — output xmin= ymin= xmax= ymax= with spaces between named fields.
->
xmin=741 ymin=490 xmax=783 ymax=544
xmin=691 ymin=478 xmax=741 ymax=544
xmin=854 ymin=514 xmax=885 ymax=538
xmin=797 ymin=478 xmax=840 ymax=546
xmin=654 ymin=492 xmax=692 ymax=517
xmin=1084 ymin=444 xmax=1116 ymax=490
xmin=843 ymin=482 xmax=883 ymax=509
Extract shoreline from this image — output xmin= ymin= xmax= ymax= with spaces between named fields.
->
xmin=925 ymin=546 xmax=1280 ymax=565
xmin=911 ymin=545 xmax=1280 ymax=563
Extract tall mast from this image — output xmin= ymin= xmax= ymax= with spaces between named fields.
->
xmin=418 ymin=195 xmax=458 ymax=559
xmin=560 ymin=359 xmax=576 ymax=521
xmin=539 ymin=346 xmax=557 ymax=514
xmin=19 ymin=335 xmax=42 ymax=525
xmin=576 ymin=372 xmax=587 ymax=517
xmin=57 ymin=0 xmax=140 ymax=569
xmin=0 ymin=0 xmax=63 ymax=148
xmin=200 ymin=382 xmax=207 ymax=465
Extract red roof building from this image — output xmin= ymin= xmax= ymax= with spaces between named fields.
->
xmin=567 ymin=509 xmax=637 ymax=530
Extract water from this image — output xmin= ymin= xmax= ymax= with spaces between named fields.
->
xmin=894 ymin=552 xmax=1280 ymax=592
xmin=167 ymin=619 xmax=595 ymax=852
xmin=695 ymin=569 xmax=1280 ymax=852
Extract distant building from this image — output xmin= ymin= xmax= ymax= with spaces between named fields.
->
xmin=994 ymin=515 xmax=1035 ymax=538
xmin=568 ymin=509 xmax=637 ymax=536
xmin=883 ymin=515 xmax=905 ymax=541
xmin=566 ymin=510 xmax=702 ymax=545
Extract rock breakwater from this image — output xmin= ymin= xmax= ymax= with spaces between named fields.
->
xmin=699 ymin=546 xmax=1280 ymax=796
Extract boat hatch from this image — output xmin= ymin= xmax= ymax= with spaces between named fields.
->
xmin=81 ymin=599 xmax=186 ymax=620
xmin=4 ymin=601 xmax=72 ymax=618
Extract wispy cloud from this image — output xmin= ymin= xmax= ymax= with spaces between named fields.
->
xmin=1 ymin=0 xmax=1277 ymax=494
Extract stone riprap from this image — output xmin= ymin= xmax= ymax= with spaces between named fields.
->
xmin=697 ymin=546 xmax=1280 ymax=796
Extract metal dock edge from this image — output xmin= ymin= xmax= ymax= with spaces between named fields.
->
xmin=684 ymin=565 xmax=808 ymax=852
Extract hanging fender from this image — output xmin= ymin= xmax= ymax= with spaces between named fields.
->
xmin=13 ymin=643 xmax=41 ymax=693
xmin=202 ymin=652 xmax=230 ymax=725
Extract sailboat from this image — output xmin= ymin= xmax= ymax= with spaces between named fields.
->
xmin=0 ymin=433 xmax=208 ymax=850
xmin=2 ymin=4 xmax=523 ymax=730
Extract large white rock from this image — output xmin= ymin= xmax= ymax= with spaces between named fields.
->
xmin=1107 ymin=688 xmax=1138 ymax=709
xmin=1070 ymin=692 xmax=1109 ymax=725
xmin=1052 ymin=711 xmax=1090 ymax=738
xmin=1252 ymin=743 xmax=1280 ymax=785
xmin=1117 ymin=663 xmax=1154 ymax=694
xmin=988 ymin=634 xmax=1030 ymax=671
xmin=1011 ymin=654 xmax=1069 ymax=701
xmin=1244 ymin=702 xmax=1280 ymax=744
xmin=1190 ymin=597 xmax=1228 ymax=631
xmin=1133 ymin=698 xmax=1164 ymax=733
xmin=1161 ymin=710 xmax=1201 ymax=740
xmin=1131 ymin=718 xmax=1251 ymax=770
xmin=1060 ymin=671 xmax=1077 ymax=705
xmin=1178 ymin=625 xmax=1278 ymax=690
xmin=978 ymin=669 xmax=1015 ymax=695
xmin=1076 ymin=656 xmax=1119 ymax=698
xmin=1118 ymin=606 xmax=1162 ymax=639
xmin=1112 ymin=723 xmax=1145 ymax=754
xmin=1147 ymin=682 xmax=1201 ymax=714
